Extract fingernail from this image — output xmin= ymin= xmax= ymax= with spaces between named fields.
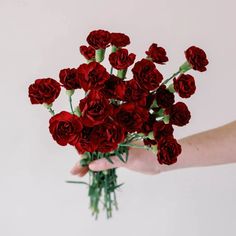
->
xmin=70 ymin=166 xmax=79 ymax=175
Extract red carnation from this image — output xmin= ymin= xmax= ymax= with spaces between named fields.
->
xmin=116 ymin=79 xmax=148 ymax=106
xmin=143 ymin=138 xmax=157 ymax=146
xmin=49 ymin=111 xmax=82 ymax=146
xmin=145 ymin=94 xmax=156 ymax=109
xmin=185 ymin=46 xmax=209 ymax=72
xmin=174 ymin=74 xmax=196 ymax=98
xmin=80 ymin=45 xmax=95 ymax=60
xmin=93 ymin=118 xmax=126 ymax=153
xmin=145 ymin=43 xmax=168 ymax=64
xmin=141 ymin=113 xmax=157 ymax=135
xmin=111 ymin=32 xmax=130 ymax=48
xmin=28 ymin=78 xmax=61 ymax=105
xmin=132 ymin=59 xmax=163 ymax=92
xmin=155 ymin=84 xmax=175 ymax=108
xmin=114 ymin=103 xmax=149 ymax=132
xmin=109 ymin=48 xmax=136 ymax=70
xmin=77 ymin=62 xmax=109 ymax=92
xmin=153 ymin=121 xmax=174 ymax=141
xmin=59 ymin=68 xmax=81 ymax=90
xmin=167 ymin=102 xmax=191 ymax=126
xmin=101 ymin=74 xmax=124 ymax=99
xmin=79 ymin=90 xmax=111 ymax=127
xmin=75 ymin=126 xmax=98 ymax=154
xmin=86 ymin=29 xmax=111 ymax=49
xmin=157 ymin=136 xmax=182 ymax=165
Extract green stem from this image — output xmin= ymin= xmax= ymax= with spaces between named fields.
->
xmin=95 ymin=49 xmax=105 ymax=63
xmin=119 ymin=143 xmax=150 ymax=150
xmin=113 ymin=191 xmax=118 ymax=210
xmin=117 ymin=69 xmax=127 ymax=79
xmin=162 ymin=69 xmax=181 ymax=85
xmin=65 ymin=180 xmax=89 ymax=185
xmin=85 ymin=151 xmax=124 ymax=219
xmin=69 ymin=95 xmax=74 ymax=114
xmin=110 ymin=67 xmax=114 ymax=75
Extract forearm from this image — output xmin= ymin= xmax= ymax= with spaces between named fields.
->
xmin=162 ymin=121 xmax=236 ymax=172
xmin=74 ymin=121 xmax=236 ymax=176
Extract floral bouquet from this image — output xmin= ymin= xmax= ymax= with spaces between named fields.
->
xmin=28 ymin=29 xmax=208 ymax=219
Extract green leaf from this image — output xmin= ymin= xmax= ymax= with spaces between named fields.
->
xmin=163 ymin=115 xmax=170 ymax=124
xmin=65 ymin=180 xmax=89 ymax=186
xmin=115 ymin=151 xmax=126 ymax=163
xmin=114 ymin=183 xmax=124 ymax=190
xmin=104 ymin=155 xmax=114 ymax=164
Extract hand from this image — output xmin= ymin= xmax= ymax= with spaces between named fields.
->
xmin=70 ymin=141 xmax=161 ymax=177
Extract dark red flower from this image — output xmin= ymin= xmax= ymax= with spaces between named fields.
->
xmin=109 ymin=48 xmax=136 ymax=70
xmin=75 ymin=126 xmax=98 ymax=154
xmin=132 ymin=59 xmax=163 ymax=92
xmin=59 ymin=68 xmax=81 ymax=90
xmin=86 ymin=29 xmax=111 ymax=49
xmin=155 ymin=84 xmax=175 ymax=108
xmin=101 ymin=74 xmax=124 ymax=99
xmin=145 ymin=43 xmax=168 ymax=64
xmin=80 ymin=45 xmax=95 ymax=60
xmin=79 ymin=90 xmax=111 ymax=127
xmin=116 ymin=79 xmax=148 ymax=106
xmin=174 ymin=74 xmax=196 ymax=98
xmin=111 ymin=32 xmax=130 ymax=48
xmin=141 ymin=113 xmax=157 ymax=135
xmin=77 ymin=62 xmax=109 ymax=92
xmin=166 ymin=102 xmax=191 ymax=126
xmin=114 ymin=103 xmax=149 ymax=132
xmin=93 ymin=118 xmax=125 ymax=153
xmin=153 ymin=121 xmax=174 ymax=141
xmin=185 ymin=46 xmax=209 ymax=72
xmin=28 ymin=78 xmax=61 ymax=105
xmin=157 ymin=136 xmax=182 ymax=165
xmin=49 ymin=111 xmax=82 ymax=146
xmin=145 ymin=93 xmax=156 ymax=109
xmin=143 ymin=138 xmax=157 ymax=146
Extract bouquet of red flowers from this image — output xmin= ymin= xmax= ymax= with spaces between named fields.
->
xmin=28 ymin=29 xmax=208 ymax=219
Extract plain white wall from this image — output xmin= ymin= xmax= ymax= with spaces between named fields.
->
xmin=1 ymin=0 xmax=236 ymax=235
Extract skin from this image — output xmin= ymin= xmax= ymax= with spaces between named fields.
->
xmin=70 ymin=121 xmax=236 ymax=176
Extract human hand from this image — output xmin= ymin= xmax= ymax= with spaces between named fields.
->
xmin=70 ymin=141 xmax=162 ymax=177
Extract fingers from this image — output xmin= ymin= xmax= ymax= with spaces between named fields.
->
xmin=77 ymin=166 xmax=89 ymax=177
xmin=89 ymin=156 xmax=125 ymax=171
xmin=70 ymin=162 xmax=89 ymax=177
xmin=71 ymin=154 xmax=126 ymax=175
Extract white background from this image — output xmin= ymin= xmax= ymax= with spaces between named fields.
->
xmin=1 ymin=0 xmax=236 ymax=235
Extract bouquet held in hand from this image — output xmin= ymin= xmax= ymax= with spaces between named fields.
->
xmin=28 ymin=29 xmax=208 ymax=218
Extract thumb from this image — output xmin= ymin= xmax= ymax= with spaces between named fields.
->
xmin=70 ymin=153 xmax=89 ymax=176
